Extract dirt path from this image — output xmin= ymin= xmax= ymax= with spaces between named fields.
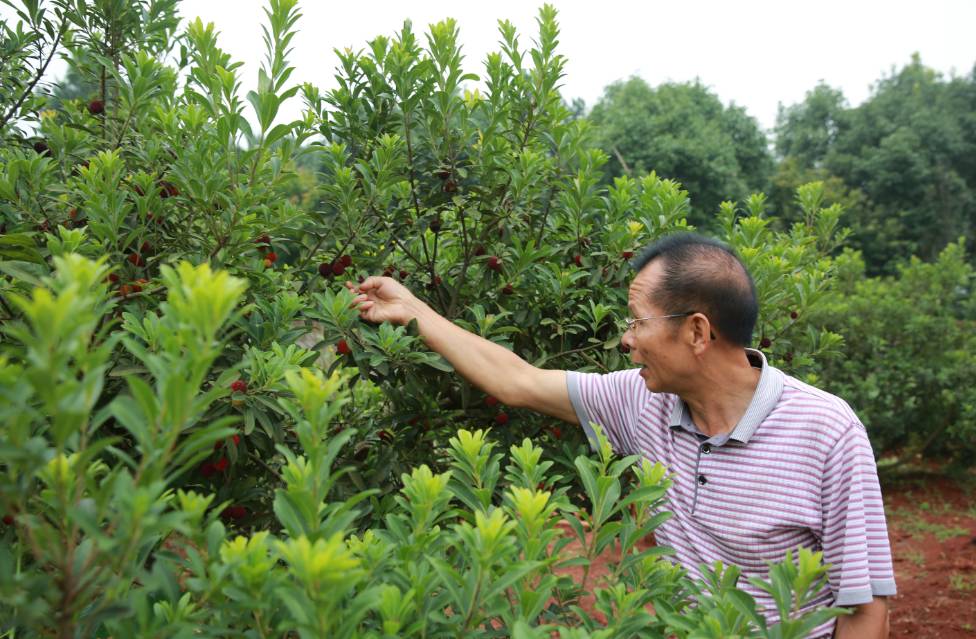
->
xmin=884 ymin=475 xmax=976 ymax=639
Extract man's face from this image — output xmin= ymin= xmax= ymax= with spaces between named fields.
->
xmin=621 ymin=260 xmax=693 ymax=393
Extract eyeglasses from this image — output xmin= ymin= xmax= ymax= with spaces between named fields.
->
xmin=621 ymin=311 xmax=694 ymax=333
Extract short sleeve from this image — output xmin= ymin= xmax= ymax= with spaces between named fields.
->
xmin=820 ymin=422 xmax=897 ymax=606
xmin=565 ymin=369 xmax=644 ymax=456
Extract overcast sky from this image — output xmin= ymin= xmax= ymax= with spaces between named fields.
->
xmin=171 ymin=0 xmax=976 ymax=132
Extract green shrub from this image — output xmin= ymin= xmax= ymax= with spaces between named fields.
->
xmin=0 ymin=1 xmax=854 ymax=634
xmin=815 ymin=240 xmax=976 ymax=467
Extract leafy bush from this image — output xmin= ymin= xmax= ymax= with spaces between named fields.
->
xmin=815 ymin=240 xmax=976 ymax=467
xmin=0 ymin=1 xmax=856 ymax=634
xmin=0 ymin=254 xmax=845 ymax=637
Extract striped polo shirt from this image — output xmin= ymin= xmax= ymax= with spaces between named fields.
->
xmin=566 ymin=349 xmax=896 ymax=637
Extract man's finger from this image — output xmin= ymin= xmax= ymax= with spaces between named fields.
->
xmin=357 ymin=276 xmax=386 ymax=293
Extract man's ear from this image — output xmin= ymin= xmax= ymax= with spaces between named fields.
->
xmin=688 ymin=313 xmax=713 ymax=353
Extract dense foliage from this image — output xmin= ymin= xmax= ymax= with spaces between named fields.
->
xmin=774 ymin=56 xmax=976 ymax=273
xmin=0 ymin=0 xmax=971 ymax=635
xmin=588 ymin=78 xmax=773 ymax=227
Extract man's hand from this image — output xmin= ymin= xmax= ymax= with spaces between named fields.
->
xmin=834 ymin=597 xmax=889 ymax=639
xmin=348 ymin=276 xmax=425 ymax=326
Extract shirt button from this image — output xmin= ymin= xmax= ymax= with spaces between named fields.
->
xmin=701 ymin=443 xmax=711 ymax=454
xmin=698 ymin=474 xmax=707 ymax=486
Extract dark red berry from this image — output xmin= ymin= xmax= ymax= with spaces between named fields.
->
xmin=790 ymin=311 xmax=799 ymax=320
xmin=230 ymin=380 xmax=248 ymax=393
xmin=140 ymin=241 xmax=151 ymax=254
xmin=484 ymin=396 xmax=499 ymax=407
xmin=68 ymin=208 xmax=78 ymax=220
xmin=221 ymin=505 xmax=247 ymax=520
xmin=487 ymin=256 xmax=501 ymax=272
xmin=88 ymin=99 xmax=105 ymax=115
xmin=433 ymin=275 xmax=442 ymax=286
xmin=158 ymin=181 xmax=178 ymax=198
xmin=232 ymin=434 xmax=240 ymax=446
xmin=378 ymin=429 xmax=393 ymax=443
xmin=502 ymin=283 xmax=514 ymax=295
xmin=127 ymin=252 xmax=143 ymax=267
xmin=319 ymin=262 xmax=334 ymax=278
xmin=429 ymin=218 xmax=442 ymax=233
xmin=213 ymin=457 xmax=229 ymax=472
xmin=32 ymin=140 xmax=49 ymax=155
xmin=443 ymin=179 xmax=457 ymax=193
xmin=473 ymin=245 xmax=486 ymax=257
xmin=339 ymin=254 xmax=352 ymax=267
xmin=573 ymin=255 xmax=583 ymax=267
xmin=784 ymin=352 xmax=794 ymax=363
xmin=107 ymin=273 xmax=120 ymax=284
xmin=256 ymin=234 xmax=271 ymax=246
xmin=495 ymin=412 xmax=509 ymax=425
xmin=331 ymin=262 xmax=346 ymax=276
xmin=434 ymin=168 xmax=451 ymax=180
xmin=200 ymin=462 xmax=216 ymax=478
xmin=2 ymin=514 xmax=13 ymax=526
xmin=760 ymin=337 xmax=771 ymax=349
xmin=551 ymin=426 xmax=562 ymax=440
xmin=622 ymin=251 xmax=634 ymax=260
xmin=337 ymin=339 xmax=351 ymax=356
xmin=264 ymin=251 xmax=277 ymax=264
xmin=130 ymin=282 xmax=142 ymax=293
xmin=383 ymin=265 xmax=395 ymax=277
xmin=399 ymin=270 xmax=409 ymax=280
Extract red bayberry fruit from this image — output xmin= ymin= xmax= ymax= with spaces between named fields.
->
xmin=573 ymin=254 xmax=583 ymax=267
xmin=399 ymin=270 xmax=409 ymax=280
xmin=130 ymin=282 xmax=142 ymax=293
xmin=434 ymin=168 xmax=451 ymax=180
xmin=790 ymin=311 xmax=799 ymax=320
xmin=473 ymin=245 xmax=486 ymax=257
xmin=443 ymin=178 xmax=457 ymax=193
xmin=158 ymin=181 xmax=179 ymax=198
xmin=331 ymin=262 xmax=346 ymax=276
xmin=88 ymin=99 xmax=104 ymax=115
xmin=433 ymin=275 xmax=442 ymax=286
xmin=255 ymin=234 xmax=271 ymax=246
xmin=107 ymin=273 xmax=120 ymax=284
xmin=133 ymin=183 xmax=145 ymax=197
xmin=551 ymin=426 xmax=563 ymax=440
xmin=230 ymin=380 xmax=247 ymax=393
xmin=2 ymin=514 xmax=13 ymax=526
xmin=502 ymin=283 xmax=514 ymax=295
xmin=495 ymin=412 xmax=509 ymax=425
xmin=319 ymin=262 xmax=334 ymax=278
xmin=127 ymin=252 xmax=143 ymax=267
xmin=383 ymin=265 xmax=395 ymax=277
xmin=760 ymin=337 xmax=771 ymax=349
xmin=484 ymin=396 xmax=499 ymax=407
xmin=68 ymin=208 xmax=78 ymax=219
xmin=221 ymin=505 xmax=247 ymax=520
xmin=32 ymin=140 xmax=49 ymax=155
xmin=784 ymin=351 xmax=794 ymax=363
xmin=263 ymin=258 xmax=273 ymax=268
xmin=378 ymin=429 xmax=393 ymax=443
xmin=200 ymin=462 xmax=216 ymax=478
xmin=213 ymin=457 xmax=229 ymax=472
xmin=337 ymin=339 xmax=351 ymax=356
xmin=118 ymin=284 xmax=132 ymax=297
xmin=232 ymin=434 xmax=241 ymax=446
xmin=264 ymin=251 xmax=277 ymax=264
xmin=487 ymin=256 xmax=502 ymax=272
xmin=339 ymin=254 xmax=352 ymax=268
xmin=429 ymin=218 xmax=442 ymax=233
xmin=622 ymin=251 xmax=634 ymax=260
xmin=140 ymin=241 xmax=151 ymax=254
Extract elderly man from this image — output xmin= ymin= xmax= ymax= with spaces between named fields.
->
xmin=350 ymin=232 xmax=895 ymax=638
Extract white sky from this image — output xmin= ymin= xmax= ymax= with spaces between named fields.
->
xmin=174 ymin=0 xmax=976 ymax=132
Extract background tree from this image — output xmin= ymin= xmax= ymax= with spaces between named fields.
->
xmin=774 ymin=55 xmax=976 ymax=273
xmin=588 ymin=77 xmax=773 ymax=227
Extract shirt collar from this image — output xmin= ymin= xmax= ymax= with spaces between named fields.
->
xmin=668 ymin=348 xmax=784 ymax=444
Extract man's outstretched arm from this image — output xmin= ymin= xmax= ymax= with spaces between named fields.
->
xmin=350 ymin=276 xmax=579 ymax=424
